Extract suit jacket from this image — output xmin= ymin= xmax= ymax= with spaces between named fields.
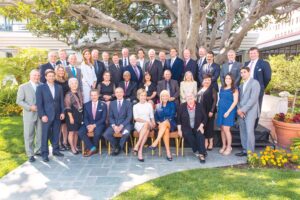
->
xmin=157 ymin=79 xmax=179 ymax=100
xmin=118 ymin=81 xmax=138 ymax=102
xmin=161 ymin=60 xmax=168 ymax=70
xmin=36 ymin=83 xmax=64 ymax=121
xmin=56 ymin=60 xmax=69 ymax=67
xmin=165 ymin=57 xmax=184 ymax=82
xmin=39 ymin=62 xmax=55 ymax=83
xmin=244 ymin=59 xmax=272 ymax=92
xmin=220 ymin=61 xmax=242 ymax=87
xmin=198 ymin=62 xmax=220 ymax=91
xmin=196 ymin=57 xmax=207 ymax=84
xmin=109 ymin=99 xmax=133 ymax=128
xmin=94 ymin=60 xmax=106 ymax=85
xmin=83 ymin=100 xmax=107 ymax=128
xmin=138 ymin=59 xmax=148 ymax=72
xmin=65 ymin=65 xmax=83 ymax=92
xmin=109 ymin=63 xmax=123 ymax=86
xmin=124 ymin=65 xmax=144 ymax=87
xmin=183 ymin=59 xmax=197 ymax=81
xmin=145 ymin=59 xmax=163 ymax=84
xmin=177 ymin=102 xmax=207 ymax=132
xmin=16 ymin=82 xmax=41 ymax=121
xmin=238 ymin=78 xmax=260 ymax=118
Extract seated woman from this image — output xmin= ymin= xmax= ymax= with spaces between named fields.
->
xmin=64 ymin=78 xmax=83 ymax=155
xmin=180 ymin=71 xmax=197 ymax=103
xmin=141 ymin=72 xmax=157 ymax=104
xmin=133 ymin=89 xmax=156 ymax=162
xmin=149 ymin=90 xmax=176 ymax=161
xmin=98 ymin=71 xmax=115 ymax=106
xmin=177 ymin=93 xmax=207 ymax=163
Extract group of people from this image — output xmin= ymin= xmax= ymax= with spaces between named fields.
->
xmin=16 ymin=46 xmax=271 ymax=164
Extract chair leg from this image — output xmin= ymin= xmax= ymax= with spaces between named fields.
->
xmin=130 ymin=135 xmax=133 ymax=147
xmin=181 ymin=138 xmax=184 ymax=156
xmin=125 ymin=142 xmax=128 ymax=155
xmin=99 ymin=140 xmax=102 ymax=155
xmin=151 ymin=138 xmax=154 ymax=156
xmin=158 ymin=139 xmax=161 ymax=157
xmin=108 ymin=142 xmax=111 ymax=155
xmin=81 ymin=141 xmax=85 ymax=155
xmin=176 ymin=138 xmax=179 ymax=157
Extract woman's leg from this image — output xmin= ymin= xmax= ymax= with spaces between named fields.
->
xmin=134 ymin=123 xmax=149 ymax=150
xmin=138 ymin=129 xmax=150 ymax=159
xmin=74 ymin=131 xmax=79 ymax=151
xmin=219 ymin=126 xmax=226 ymax=153
xmin=162 ymin=122 xmax=171 ymax=157
xmin=68 ymin=131 xmax=75 ymax=153
xmin=151 ymin=121 xmax=169 ymax=147
xmin=61 ymin=123 xmax=68 ymax=145
xmin=223 ymin=126 xmax=232 ymax=155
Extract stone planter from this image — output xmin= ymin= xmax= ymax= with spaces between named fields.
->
xmin=272 ymin=119 xmax=300 ymax=148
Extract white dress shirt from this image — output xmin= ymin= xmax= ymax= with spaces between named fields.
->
xmin=47 ymin=83 xmax=55 ymax=99
xmin=249 ymin=59 xmax=258 ymax=78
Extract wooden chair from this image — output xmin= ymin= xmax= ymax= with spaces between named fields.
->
xmin=81 ymin=131 xmax=101 ymax=155
xmin=158 ymin=131 xmax=184 ymax=157
xmin=133 ymin=130 xmax=155 ymax=155
xmin=108 ymin=133 xmax=129 ymax=155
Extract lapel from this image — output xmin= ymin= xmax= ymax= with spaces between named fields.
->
xmin=242 ymin=79 xmax=252 ymax=97
xmin=54 ymin=84 xmax=59 ymax=100
xmin=95 ymin=101 xmax=101 ymax=119
xmin=183 ymin=104 xmax=190 ymax=126
xmin=45 ymin=84 xmax=54 ymax=100
xmin=27 ymin=82 xmax=36 ymax=97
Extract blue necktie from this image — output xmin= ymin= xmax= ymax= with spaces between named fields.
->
xmin=71 ymin=66 xmax=76 ymax=77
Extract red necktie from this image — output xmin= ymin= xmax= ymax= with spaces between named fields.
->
xmin=125 ymin=82 xmax=128 ymax=92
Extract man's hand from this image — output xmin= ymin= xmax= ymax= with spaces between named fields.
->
xmin=208 ymin=112 xmax=213 ymax=118
xmin=60 ymin=113 xmax=65 ymax=120
xmin=197 ymin=123 xmax=204 ymax=134
xmin=30 ymin=105 xmax=37 ymax=112
xmin=41 ymin=115 xmax=48 ymax=123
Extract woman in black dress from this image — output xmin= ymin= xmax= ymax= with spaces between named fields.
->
xmin=64 ymin=78 xmax=83 ymax=154
xmin=55 ymin=65 xmax=70 ymax=151
xmin=197 ymin=74 xmax=218 ymax=151
xmin=98 ymin=71 xmax=115 ymax=107
xmin=141 ymin=72 xmax=157 ymax=105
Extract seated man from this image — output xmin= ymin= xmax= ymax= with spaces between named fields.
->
xmin=78 ymin=89 xmax=107 ymax=157
xmin=157 ymin=69 xmax=179 ymax=105
xmin=103 ymin=87 xmax=133 ymax=156
xmin=118 ymin=71 xmax=138 ymax=103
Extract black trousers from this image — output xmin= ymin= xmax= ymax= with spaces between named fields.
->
xmin=182 ymin=129 xmax=206 ymax=155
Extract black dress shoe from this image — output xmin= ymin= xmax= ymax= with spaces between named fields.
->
xmin=35 ymin=152 xmax=42 ymax=157
xmin=138 ymin=158 xmax=145 ymax=162
xmin=112 ymin=148 xmax=120 ymax=156
xmin=53 ymin=152 xmax=64 ymax=157
xmin=199 ymin=155 xmax=206 ymax=164
xmin=43 ymin=157 xmax=49 ymax=162
xmin=235 ymin=152 xmax=247 ymax=157
xmin=29 ymin=156 xmax=35 ymax=162
xmin=166 ymin=156 xmax=173 ymax=161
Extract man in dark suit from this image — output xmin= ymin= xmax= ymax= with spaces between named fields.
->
xmin=103 ymin=87 xmax=133 ymax=155
xmin=137 ymin=49 xmax=147 ymax=72
xmin=198 ymin=51 xmax=220 ymax=91
xmin=165 ymin=48 xmax=184 ymax=82
xmin=124 ymin=54 xmax=143 ymax=87
xmin=157 ymin=69 xmax=179 ymax=104
xmin=159 ymin=51 xmax=168 ymax=69
xmin=145 ymin=49 xmax=163 ymax=85
xmin=36 ymin=69 xmax=65 ymax=162
xmin=183 ymin=49 xmax=197 ymax=81
xmin=119 ymin=48 xmax=130 ymax=68
xmin=102 ymin=51 xmax=111 ymax=71
xmin=109 ymin=53 xmax=123 ymax=86
xmin=56 ymin=49 xmax=69 ymax=67
xmin=78 ymin=89 xmax=107 ymax=157
xmin=244 ymin=47 xmax=272 ymax=112
xmin=65 ymin=54 xmax=83 ymax=92
xmin=118 ymin=71 xmax=138 ymax=103
xmin=220 ymin=50 xmax=242 ymax=87
xmin=92 ymin=49 xmax=105 ymax=86
xmin=39 ymin=51 xmax=57 ymax=83
xmin=197 ymin=47 xmax=207 ymax=86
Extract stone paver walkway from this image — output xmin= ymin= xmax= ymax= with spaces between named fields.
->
xmin=0 ymin=148 xmax=247 ymax=200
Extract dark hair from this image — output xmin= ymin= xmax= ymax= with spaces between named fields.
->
xmin=45 ymin=69 xmax=55 ymax=76
xmin=90 ymin=88 xmax=99 ymax=95
xmin=112 ymin=53 xmax=119 ymax=57
xmin=207 ymin=51 xmax=214 ymax=56
xmin=203 ymin=74 xmax=212 ymax=80
xmin=170 ymin=48 xmax=177 ymax=52
xmin=248 ymin=47 xmax=259 ymax=53
xmin=143 ymin=72 xmax=152 ymax=83
xmin=240 ymin=66 xmax=250 ymax=72
xmin=223 ymin=73 xmax=236 ymax=92
xmin=103 ymin=71 xmax=111 ymax=76
xmin=137 ymin=49 xmax=145 ymax=54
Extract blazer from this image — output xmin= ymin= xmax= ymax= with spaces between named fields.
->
xmin=109 ymin=99 xmax=133 ymax=127
xmin=198 ymin=86 xmax=218 ymax=114
xmin=238 ymin=78 xmax=260 ymax=118
xmin=244 ymin=59 xmax=272 ymax=92
xmin=36 ymin=83 xmax=64 ymax=121
xmin=183 ymin=59 xmax=198 ymax=81
xmin=83 ymin=100 xmax=107 ymax=128
xmin=109 ymin=63 xmax=123 ymax=86
xmin=118 ymin=81 xmax=138 ymax=102
xmin=144 ymin=59 xmax=163 ymax=84
xmin=177 ymin=102 xmax=207 ymax=132
xmin=157 ymin=79 xmax=179 ymax=100
xmin=220 ymin=61 xmax=242 ymax=87
xmin=65 ymin=65 xmax=83 ymax=92
xmin=94 ymin=60 xmax=106 ymax=86
xmin=198 ymin=62 xmax=221 ymax=91
xmin=154 ymin=101 xmax=177 ymax=131
xmin=16 ymin=82 xmax=41 ymax=121
xmin=165 ymin=57 xmax=184 ymax=82
xmin=124 ymin=65 xmax=144 ymax=87
xmin=119 ymin=57 xmax=129 ymax=68
xmin=39 ymin=62 xmax=55 ymax=83
xmin=138 ymin=59 xmax=148 ymax=72
xmin=196 ymin=57 xmax=207 ymax=84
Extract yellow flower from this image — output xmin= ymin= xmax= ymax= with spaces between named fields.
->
xmin=248 ymin=150 xmax=252 ymax=154
xmin=298 ymin=166 xmax=300 ymax=169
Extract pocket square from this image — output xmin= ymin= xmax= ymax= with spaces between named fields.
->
xmin=98 ymin=109 xmax=102 ymax=112
xmin=258 ymin=69 xmax=262 ymax=71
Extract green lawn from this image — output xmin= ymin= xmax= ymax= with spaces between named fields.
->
xmin=115 ymin=168 xmax=300 ymax=200
xmin=0 ymin=116 xmax=27 ymax=178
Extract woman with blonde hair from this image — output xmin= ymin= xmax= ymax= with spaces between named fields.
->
xmin=80 ymin=49 xmax=97 ymax=103
xmin=133 ymin=88 xmax=156 ymax=162
xmin=180 ymin=71 xmax=197 ymax=103
xmin=149 ymin=90 xmax=176 ymax=161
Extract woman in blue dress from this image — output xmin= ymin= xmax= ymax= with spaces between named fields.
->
xmin=217 ymin=74 xmax=238 ymax=155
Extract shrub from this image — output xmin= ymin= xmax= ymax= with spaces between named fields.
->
xmin=0 ymin=87 xmax=22 ymax=116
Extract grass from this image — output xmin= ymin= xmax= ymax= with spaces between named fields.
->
xmin=0 ymin=116 xmax=27 ymax=178
xmin=115 ymin=167 xmax=300 ymax=200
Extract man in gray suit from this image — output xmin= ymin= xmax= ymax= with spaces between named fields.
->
xmin=236 ymin=66 xmax=260 ymax=156
xmin=220 ymin=50 xmax=242 ymax=87
xmin=16 ymin=69 xmax=42 ymax=162
xmin=65 ymin=54 xmax=83 ymax=92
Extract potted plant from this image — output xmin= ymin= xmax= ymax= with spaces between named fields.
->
xmin=272 ymin=90 xmax=300 ymax=148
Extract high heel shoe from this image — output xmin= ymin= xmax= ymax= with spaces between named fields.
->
xmin=132 ymin=149 xmax=138 ymax=155
xmin=223 ymin=147 xmax=232 ymax=156
xmin=219 ymin=147 xmax=226 ymax=154
xmin=138 ymin=158 xmax=145 ymax=162
xmin=166 ymin=156 xmax=173 ymax=161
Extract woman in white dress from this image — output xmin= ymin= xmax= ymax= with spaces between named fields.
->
xmin=133 ymin=88 xmax=156 ymax=162
xmin=80 ymin=49 xmax=97 ymax=103
xmin=180 ymin=71 xmax=197 ymax=103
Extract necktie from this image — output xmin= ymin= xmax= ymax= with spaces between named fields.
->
xmin=228 ymin=61 xmax=233 ymax=72
xmin=184 ymin=60 xmax=187 ymax=69
xmin=52 ymin=63 xmax=55 ymax=69
xmin=116 ymin=64 xmax=119 ymax=69
xmin=92 ymin=102 xmax=97 ymax=119
xmin=206 ymin=64 xmax=211 ymax=73
xmin=118 ymin=100 xmax=121 ymax=113
xmin=133 ymin=66 xmax=140 ymax=79
xmin=147 ymin=61 xmax=153 ymax=72
xmin=125 ymin=82 xmax=128 ymax=93
xmin=71 ymin=66 xmax=76 ymax=77
xmin=166 ymin=81 xmax=171 ymax=94
xmin=199 ymin=58 xmax=202 ymax=67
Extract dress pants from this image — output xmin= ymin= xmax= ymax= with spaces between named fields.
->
xmin=41 ymin=118 xmax=61 ymax=158
xmin=103 ymin=126 xmax=131 ymax=150
xmin=183 ymin=129 xmax=206 ymax=155
xmin=23 ymin=117 xmax=42 ymax=157
xmin=78 ymin=125 xmax=105 ymax=150
xmin=238 ymin=116 xmax=256 ymax=153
